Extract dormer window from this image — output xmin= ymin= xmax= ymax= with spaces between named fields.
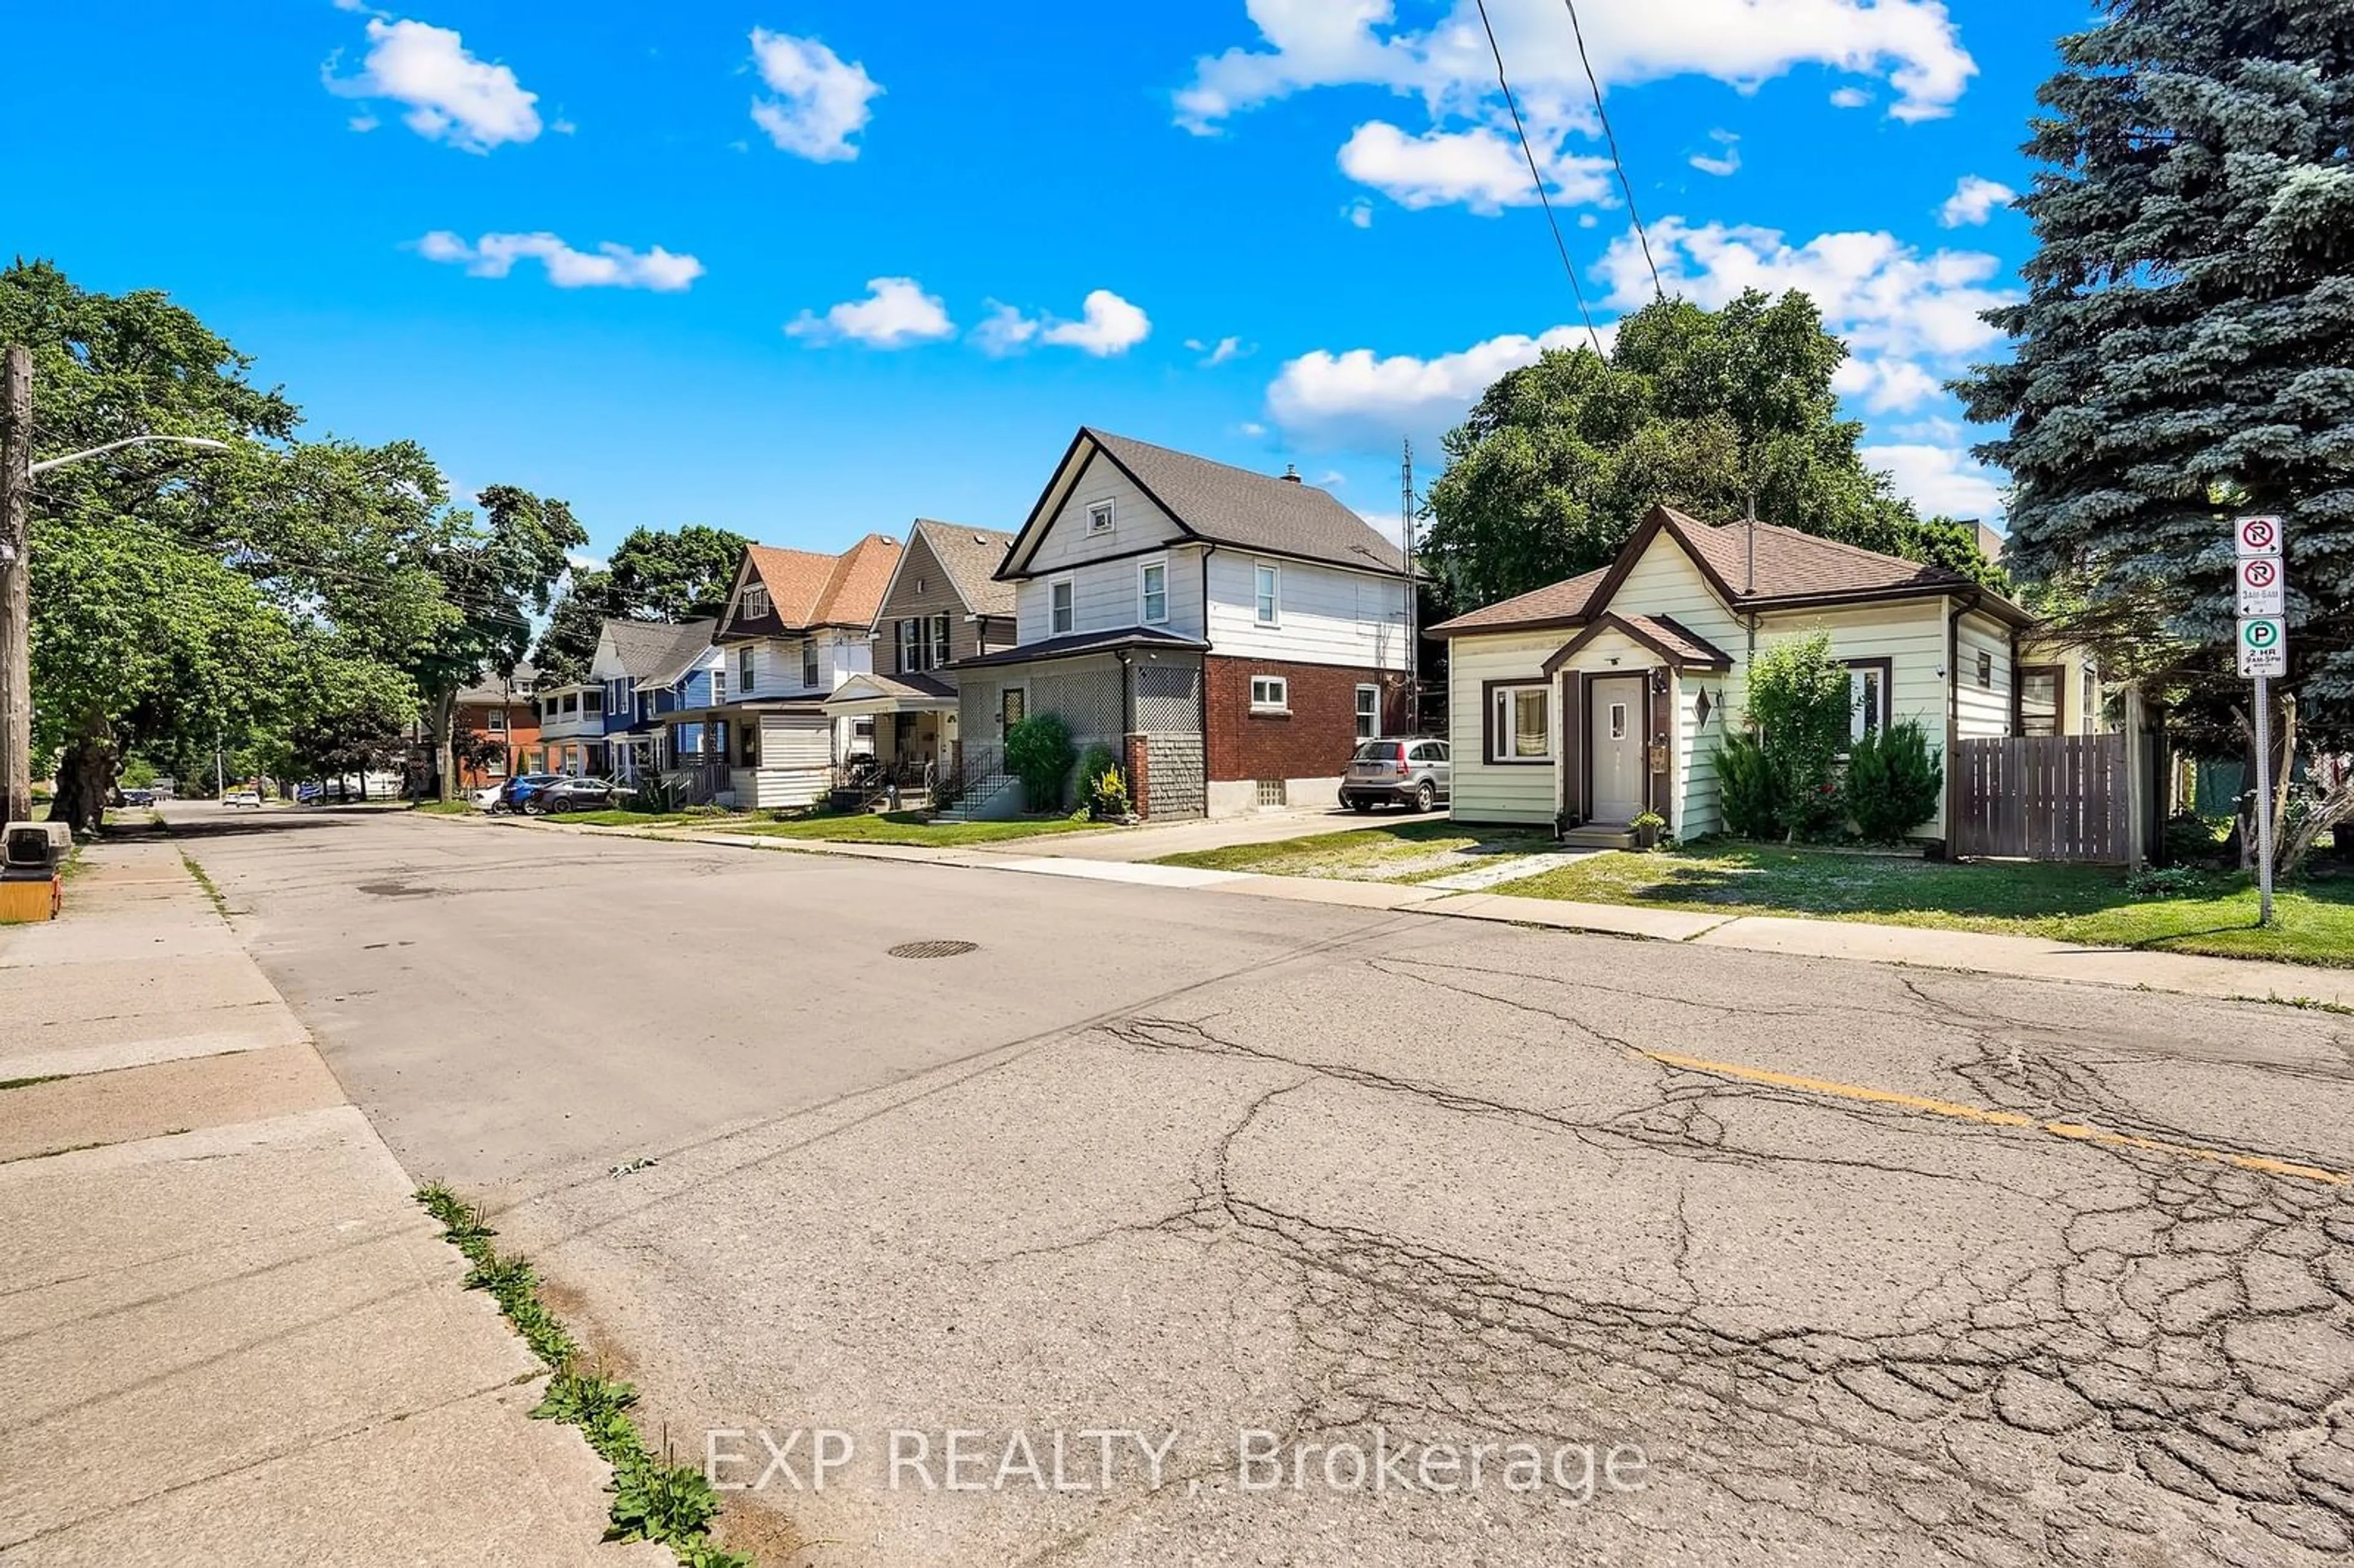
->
xmin=742 ymin=584 xmax=770 ymax=620
xmin=1086 ymin=500 xmax=1114 ymax=536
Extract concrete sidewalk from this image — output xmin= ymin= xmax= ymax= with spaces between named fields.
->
xmin=0 ymin=837 xmax=658 ymax=1568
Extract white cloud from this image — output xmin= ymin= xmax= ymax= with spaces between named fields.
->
xmin=981 ymin=291 xmax=1153 ymax=357
xmin=787 ymin=278 xmax=954 ymax=348
xmin=331 ymin=17 xmax=541 ymax=152
xmin=748 ymin=28 xmax=880 ymax=162
xmin=1689 ymin=129 xmax=1740 ymax=178
xmin=1177 ymin=0 xmax=1975 ymax=133
xmin=1042 ymin=290 xmax=1152 ymax=356
xmin=1938 ymin=173 xmax=2017 ymax=228
xmin=416 ymin=231 xmax=704 ymax=291
xmin=1598 ymin=216 xmax=2016 ymax=422
xmin=1829 ymin=85 xmax=1873 ymax=108
xmin=1832 ymin=357 xmax=1945 ymax=413
xmin=1186 ymin=335 xmax=1249 ymax=367
xmin=1862 ymin=443 xmax=2006 ymax=520
xmin=1336 ymin=120 xmax=1612 ymax=214
xmin=1267 ymin=322 xmax=1614 ymax=452
xmin=971 ymin=302 xmax=1040 ymax=357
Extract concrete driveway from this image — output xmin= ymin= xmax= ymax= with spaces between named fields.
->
xmin=175 ymin=805 xmax=2354 ymax=1567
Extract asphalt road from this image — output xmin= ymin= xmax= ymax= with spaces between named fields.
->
xmin=174 ymin=804 xmax=2354 ymax=1567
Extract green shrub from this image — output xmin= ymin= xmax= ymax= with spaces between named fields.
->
xmin=1087 ymin=765 xmax=1130 ymax=821
xmin=1745 ymin=631 xmax=1856 ymax=842
xmin=1716 ymin=731 xmax=1778 ymax=840
xmin=1076 ymin=744 xmax=1117 ymax=799
xmin=1845 ymin=719 xmax=1944 ymax=843
xmin=2163 ymin=812 xmax=2227 ymax=866
xmin=625 ymin=775 xmax=679 ymax=814
xmin=1005 ymin=713 xmax=1076 ymax=812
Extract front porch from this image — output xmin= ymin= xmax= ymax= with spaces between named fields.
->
xmin=1534 ymin=614 xmax=1735 ymax=841
xmin=823 ymin=673 xmax=958 ymax=807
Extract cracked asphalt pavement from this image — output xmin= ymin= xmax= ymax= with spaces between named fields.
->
xmin=175 ymin=807 xmax=2354 ymax=1566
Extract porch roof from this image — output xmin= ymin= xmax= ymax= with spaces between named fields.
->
xmin=950 ymin=625 xmax=1209 ymax=671
xmin=823 ymin=672 xmax=957 ymax=716
xmin=1542 ymin=612 xmax=1734 ymax=675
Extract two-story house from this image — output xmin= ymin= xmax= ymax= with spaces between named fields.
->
xmin=822 ymin=519 xmax=1018 ymax=793
xmin=687 ymin=535 xmax=901 ymax=808
xmin=405 ymin=664 xmax=539 ymax=794
xmin=950 ymin=428 xmax=1413 ymax=819
xmin=564 ymin=618 xmax=724 ymax=785
xmin=532 ymin=682 xmax=610 ymax=777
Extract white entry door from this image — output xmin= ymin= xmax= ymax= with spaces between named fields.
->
xmin=1588 ymin=676 xmax=1645 ymax=824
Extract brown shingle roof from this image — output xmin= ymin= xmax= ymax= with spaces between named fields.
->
xmin=744 ymin=535 xmax=902 ymax=629
xmin=909 ymin=520 xmax=1016 ymax=618
xmin=1431 ymin=506 xmax=2019 ymax=636
xmin=1427 ymin=566 xmax=1611 ymax=634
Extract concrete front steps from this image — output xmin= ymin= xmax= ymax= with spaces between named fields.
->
xmin=1561 ymin=824 xmax=1637 ymax=850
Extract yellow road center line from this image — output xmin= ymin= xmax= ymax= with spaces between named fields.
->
xmin=1640 ymin=1048 xmax=2347 ymax=1188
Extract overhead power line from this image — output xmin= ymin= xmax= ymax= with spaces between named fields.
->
xmin=1471 ymin=0 xmax=1604 ymax=357
xmin=1560 ymin=0 xmax=1664 ymax=300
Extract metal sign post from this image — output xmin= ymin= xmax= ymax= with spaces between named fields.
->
xmin=2234 ymin=517 xmax=2287 ymax=926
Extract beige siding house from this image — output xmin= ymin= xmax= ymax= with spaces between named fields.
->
xmin=823 ymin=520 xmax=1018 ymax=789
xmin=1433 ymin=506 xmax=2039 ymax=845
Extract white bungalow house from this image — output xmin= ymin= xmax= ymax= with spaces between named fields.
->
xmin=1431 ymin=505 xmax=2042 ymax=846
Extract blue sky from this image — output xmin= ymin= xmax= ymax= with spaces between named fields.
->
xmin=9 ymin=1 xmax=2071 ymax=565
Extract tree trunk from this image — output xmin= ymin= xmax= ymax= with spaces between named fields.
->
xmin=432 ymin=689 xmax=458 ymax=804
xmin=47 ymin=717 xmax=115 ymax=837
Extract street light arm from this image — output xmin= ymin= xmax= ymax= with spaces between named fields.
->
xmin=28 ymin=435 xmax=231 ymax=476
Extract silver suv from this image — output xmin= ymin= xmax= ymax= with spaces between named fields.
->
xmin=1341 ymin=737 xmax=1450 ymax=813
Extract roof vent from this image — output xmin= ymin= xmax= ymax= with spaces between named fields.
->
xmin=1281 ymin=463 xmax=1302 ymax=484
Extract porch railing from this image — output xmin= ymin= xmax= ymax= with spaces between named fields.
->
xmin=664 ymin=761 xmax=733 ymax=806
xmin=934 ymin=744 xmax=1009 ymax=815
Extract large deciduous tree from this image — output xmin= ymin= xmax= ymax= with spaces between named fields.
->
xmin=408 ymin=483 xmax=584 ymax=801
xmin=1424 ymin=291 xmax=2003 ymax=613
xmin=531 ymin=523 xmax=749 ymax=685
xmin=1959 ymin=0 xmax=2354 ymax=869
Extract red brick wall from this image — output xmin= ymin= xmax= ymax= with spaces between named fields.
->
xmin=1203 ymin=657 xmax=1412 ymax=782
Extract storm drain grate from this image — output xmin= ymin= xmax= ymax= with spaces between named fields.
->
xmin=888 ymin=940 xmax=979 ymax=960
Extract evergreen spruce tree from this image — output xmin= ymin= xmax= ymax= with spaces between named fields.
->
xmin=1962 ymin=0 xmax=2354 ymax=764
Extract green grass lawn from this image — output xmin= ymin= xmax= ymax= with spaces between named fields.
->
xmin=1157 ymin=820 xmax=1560 ymax=883
xmin=409 ymin=801 xmax=474 ymax=815
xmin=733 ymin=811 xmax=1118 ymax=848
xmin=544 ymin=809 xmax=759 ymax=828
xmin=1493 ymin=845 xmax=2354 ymax=968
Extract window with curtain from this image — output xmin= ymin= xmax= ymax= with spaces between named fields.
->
xmin=1845 ymin=664 xmax=1889 ymax=743
xmin=1490 ymin=685 xmax=1550 ymax=762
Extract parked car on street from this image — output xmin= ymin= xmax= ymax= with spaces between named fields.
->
xmin=120 ymin=788 xmax=154 ymax=807
xmin=495 ymin=773 xmax=563 ymax=813
xmin=531 ymin=776 xmax=627 ymax=814
xmin=1339 ymin=738 xmax=1450 ymax=813
xmin=469 ymin=784 xmax=505 ymax=810
xmin=224 ymin=790 xmax=262 ymax=808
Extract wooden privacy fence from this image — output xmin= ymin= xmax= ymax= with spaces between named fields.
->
xmin=1952 ymin=734 xmax=2131 ymax=862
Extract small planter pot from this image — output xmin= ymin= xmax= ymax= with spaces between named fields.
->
xmin=1632 ymin=823 xmax=1660 ymax=850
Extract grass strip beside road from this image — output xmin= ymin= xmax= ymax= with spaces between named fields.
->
xmin=1495 ymin=845 xmax=2354 ymax=967
xmin=1156 ymin=819 xmax=1557 ymax=883
xmin=413 ymin=1184 xmax=758 ymax=1568
xmin=730 ymin=811 xmax=1116 ymax=848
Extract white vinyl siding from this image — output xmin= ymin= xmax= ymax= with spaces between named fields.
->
xmin=733 ymin=713 xmax=835 ymax=809
xmin=1203 ymin=554 xmax=1409 ymax=670
xmin=1748 ymin=599 xmax=1954 ymax=835
xmin=1022 ymin=452 xmax=1185 ymax=574
xmin=1955 ymin=611 xmax=2014 ymax=742
xmin=1447 ymin=630 xmax=1564 ymax=826
xmin=1016 ymin=547 xmax=1206 ymax=644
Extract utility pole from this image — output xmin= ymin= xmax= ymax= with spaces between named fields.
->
xmin=1400 ymin=438 xmax=1417 ymax=730
xmin=1 ymin=345 xmax=32 ymax=826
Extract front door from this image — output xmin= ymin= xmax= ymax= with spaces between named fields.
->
xmin=1000 ymin=686 xmax=1026 ymax=733
xmin=1588 ymin=676 xmax=1645 ymax=824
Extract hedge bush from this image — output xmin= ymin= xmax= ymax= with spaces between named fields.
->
xmin=1845 ymin=719 xmax=1943 ymax=843
xmin=1005 ymin=713 xmax=1076 ymax=812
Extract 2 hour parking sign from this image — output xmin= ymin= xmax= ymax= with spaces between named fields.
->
xmin=2239 ymin=615 xmax=2288 ymax=677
